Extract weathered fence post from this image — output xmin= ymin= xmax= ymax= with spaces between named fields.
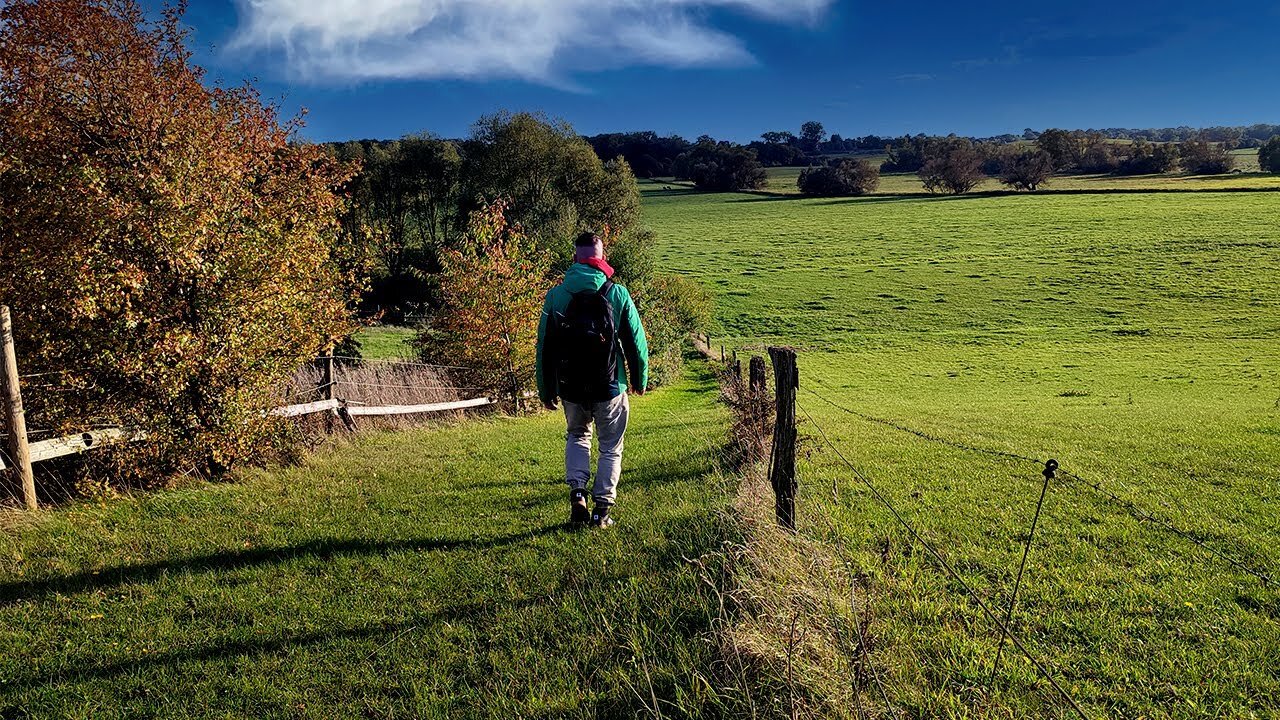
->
xmin=0 ymin=307 xmax=36 ymax=510
xmin=768 ymin=346 xmax=798 ymax=530
xmin=748 ymin=355 xmax=769 ymax=465
xmin=320 ymin=344 xmax=335 ymax=401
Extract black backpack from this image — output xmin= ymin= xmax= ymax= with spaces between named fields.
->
xmin=554 ymin=281 xmax=617 ymax=403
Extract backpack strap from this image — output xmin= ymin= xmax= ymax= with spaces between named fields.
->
xmin=597 ymin=281 xmax=614 ymax=297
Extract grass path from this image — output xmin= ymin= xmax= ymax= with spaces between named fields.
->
xmin=0 ymin=365 xmax=730 ymax=719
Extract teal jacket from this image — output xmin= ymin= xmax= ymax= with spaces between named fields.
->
xmin=536 ymin=264 xmax=649 ymax=405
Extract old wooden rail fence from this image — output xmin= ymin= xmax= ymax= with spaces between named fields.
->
xmin=0 ymin=306 xmax=492 ymax=510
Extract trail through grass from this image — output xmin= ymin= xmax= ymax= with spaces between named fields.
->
xmin=643 ymin=182 xmax=1280 ymax=717
xmin=0 ymin=365 xmax=730 ymax=718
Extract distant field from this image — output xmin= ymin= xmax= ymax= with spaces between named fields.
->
xmin=355 ymin=324 xmax=417 ymax=359
xmin=642 ymin=182 xmax=1280 ymax=717
xmin=764 ymin=161 xmax=1280 ymax=195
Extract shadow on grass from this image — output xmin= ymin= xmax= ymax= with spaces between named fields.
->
xmin=3 ymin=596 xmax=537 ymax=694
xmin=0 ymin=525 xmax=567 ymax=607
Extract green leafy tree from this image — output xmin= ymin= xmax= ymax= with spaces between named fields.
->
xmin=797 ymin=158 xmax=880 ymax=196
xmin=1257 ymin=136 xmax=1280 ymax=173
xmin=998 ymin=148 xmax=1054 ymax=190
xmin=919 ymin=138 xmax=985 ymax=194
xmin=799 ymin=121 xmax=826 ymax=153
xmin=462 ymin=112 xmax=640 ymax=264
xmin=1036 ymin=129 xmax=1083 ymax=172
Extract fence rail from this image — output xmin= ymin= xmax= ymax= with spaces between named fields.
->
xmin=1 ymin=305 xmax=494 ymax=510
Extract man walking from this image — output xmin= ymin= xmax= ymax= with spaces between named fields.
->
xmin=536 ymin=231 xmax=649 ymax=528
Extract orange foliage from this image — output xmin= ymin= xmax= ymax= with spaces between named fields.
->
xmin=0 ymin=0 xmax=357 ymax=482
xmin=417 ymin=201 xmax=552 ymax=409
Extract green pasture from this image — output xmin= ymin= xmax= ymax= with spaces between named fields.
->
xmin=764 ymin=163 xmax=1280 ymax=195
xmin=643 ymin=183 xmax=1280 ymax=717
xmin=0 ymin=367 xmax=733 ymax=718
xmin=354 ymin=325 xmax=418 ymax=359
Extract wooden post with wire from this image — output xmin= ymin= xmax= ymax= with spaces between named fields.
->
xmin=748 ymin=355 xmax=769 ymax=465
xmin=768 ymin=346 xmax=798 ymax=530
xmin=1 ymin=306 xmax=36 ymax=510
xmin=320 ymin=344 xmax=335 ymax=402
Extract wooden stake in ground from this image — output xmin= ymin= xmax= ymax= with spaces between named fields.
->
xmin=768 ymin=346 xmax=798 ymax=530
xmin=0 ymin=306 xmax=37 ymax=510
xmin=748 ymin=355 xmax=769 ymax=465
xmin=321 ymin=345 xmax=335 ymax=401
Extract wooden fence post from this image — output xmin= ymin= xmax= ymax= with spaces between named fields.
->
xmin=321 ymin=345 xmax=335 ymax=401
xmin=768 ymin=347 xmax=798 ymax=530
xmin=748 ymin=355 xmax=768 ymax=465
xmin=0 ymin=307 xmax=36 ymax=510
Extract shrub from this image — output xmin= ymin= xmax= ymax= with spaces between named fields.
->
xmin=919 ymin=138 xmax=985 ymax=194
xmin=635 ymin=275 xmax=713 ymax=388
xmin=0 ymin=0 xmax=356 ymax=483
xmin=797 ymin=159 xmax=880 ymax=196
xmin=998 ymin=149 xmax=1054 ymax=191
xmin=415 ymin=201 xmax=551 ymax=407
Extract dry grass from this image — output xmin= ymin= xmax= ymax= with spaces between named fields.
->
xmin=691 ymin=355 xmax=894 ymax=720
xmin=282 ymin=358 xmax=487 ymax=434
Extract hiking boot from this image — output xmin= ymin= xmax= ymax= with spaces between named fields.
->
xmin=569 ymin=489 xmax=590 ymax=525
xmin=591 ymin=504 xmax=615 ymax=529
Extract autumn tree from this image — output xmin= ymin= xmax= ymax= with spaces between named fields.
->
xmin=415 ymin=201 xmax=552 ymax=410
xmin=0 ymin=0 xmax=357 ymax=482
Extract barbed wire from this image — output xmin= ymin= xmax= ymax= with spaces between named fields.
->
xmin=802 ymin=382 xmax=1041 ymax=466
xmin=335 ymin=380 xmax=487 ymax=392
xmin=1055 ymin=466 xmax=1272 ymax=586
xmin=318 ymin=355 xmax=475 ymax=372
xmin=800 ymin=380 xmax=1275 ymax=587
xmin=796 ymin=399 xmax=1092 ymax=720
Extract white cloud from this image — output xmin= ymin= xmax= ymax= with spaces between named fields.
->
xmin=229 ymin=0 xmax=832 ymax=84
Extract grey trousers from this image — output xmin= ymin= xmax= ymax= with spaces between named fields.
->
xmin=563 ymin=393 xmax=630 ymax=506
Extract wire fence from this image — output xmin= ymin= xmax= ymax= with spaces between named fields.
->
xmin=707 ymin=339 xmax=1279 ymax=718
xmin=800 ymin=377 xmax=1274 ymax=588
xmin=795 ymin=398 xmax=1091 ymax=720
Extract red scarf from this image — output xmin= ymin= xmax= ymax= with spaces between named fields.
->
xmin=578 ymin=257 xmax=615 ymax=278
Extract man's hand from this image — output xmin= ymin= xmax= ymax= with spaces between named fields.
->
xmin=542 ymin=398 xmax=559 ymax=411
xmin=631 ymin=385 xmax=647 ymax=397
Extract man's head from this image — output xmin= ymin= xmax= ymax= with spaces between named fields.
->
xmin=574 ymin=231 xmax=605 ymax=263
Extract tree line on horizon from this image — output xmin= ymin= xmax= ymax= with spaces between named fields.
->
xmin=575 ymin=122 xmax=1280 ymax=196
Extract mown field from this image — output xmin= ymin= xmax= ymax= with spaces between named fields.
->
xmin=642 ymin=181 xmax=1280 ymax=717
xmin=0 ymin=366 xmax=735 ymax=718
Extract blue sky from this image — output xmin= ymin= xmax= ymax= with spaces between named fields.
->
xmin=182 ymin=0 xmax=1280 ymax=143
